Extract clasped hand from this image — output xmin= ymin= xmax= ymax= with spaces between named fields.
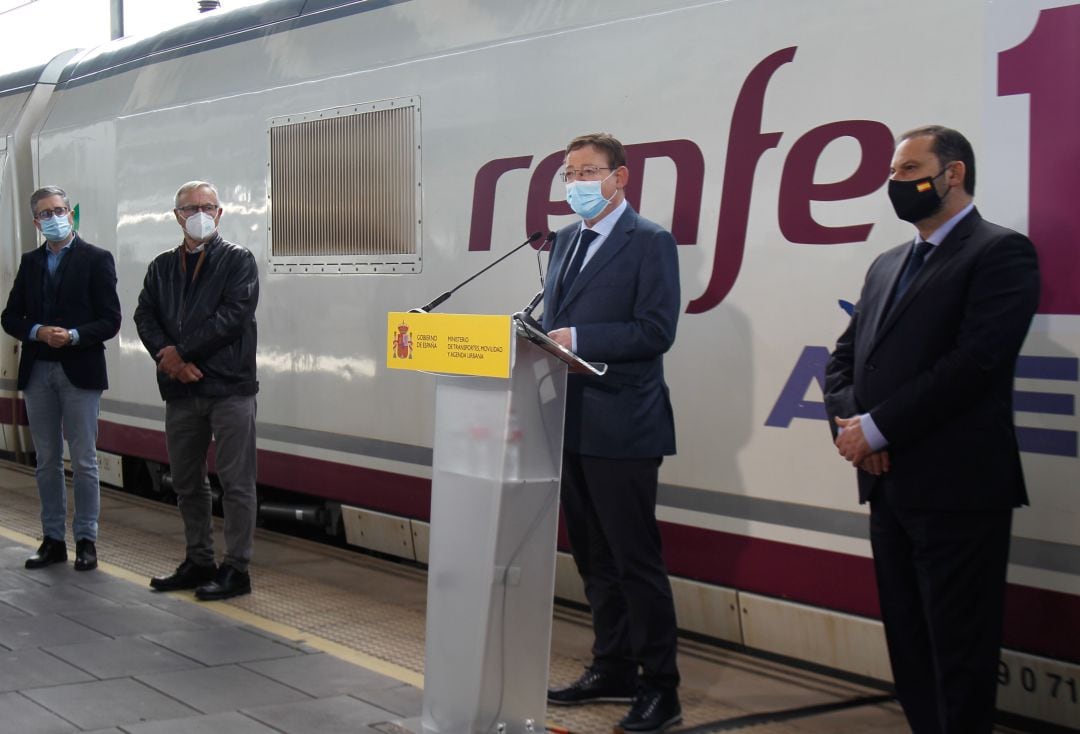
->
xmin=834 ymin=416 xmax=890 ymax=476
xmin=36 ymin=326 xmax=72 ymax=348
xmin=156 ymin=345 xmax=203 ymax=383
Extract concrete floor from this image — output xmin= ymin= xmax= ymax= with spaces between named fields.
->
xmin=0 ymin=462 xmax=1030 ymax=733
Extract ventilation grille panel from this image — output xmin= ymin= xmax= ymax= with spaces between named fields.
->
xmin=268 ymin=98 xmax=421 ymax=274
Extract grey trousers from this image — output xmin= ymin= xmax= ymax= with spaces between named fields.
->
xmin=165 ymin=394 xmax=257 ymax=572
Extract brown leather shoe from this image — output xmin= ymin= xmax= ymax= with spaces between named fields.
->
xmin=25 ymin=537 xmax=67 ymax=569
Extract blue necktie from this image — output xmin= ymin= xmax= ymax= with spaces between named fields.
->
xmin=560 ymin=229 xmax=599 ymax=297
xmin=889 ymin=240 xmax=934 ymax=310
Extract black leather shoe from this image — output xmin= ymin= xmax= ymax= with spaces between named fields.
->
xmin=150 ymin=559 xmax=217 ymax=591
xmin=73 ymin=539 xmax=98 ymax=571
xmin=25 ymin=537 xmax=67 ymax=569
xmin=547 ymin=668 xmax=636 ymax=706
xmin=617 ymin=687 xmax=682 ymax=733
xmin=195 ymin=564 xmax=251 ymax=601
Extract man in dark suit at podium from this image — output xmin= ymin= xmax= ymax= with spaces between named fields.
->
xmin=542 ymin=132 xmax=682 ymax=734
xmin=825 ymin=126 xmax=1040 ymax=733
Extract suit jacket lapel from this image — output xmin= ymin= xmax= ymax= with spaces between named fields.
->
xmin=27 ymin=244 xmax=49 ymax=313
xmin=555 ymin=207 xmax=638 ymax=318
xmin=871 ymin=209 xmax=979 ymax=350
xmin=545 ymin=229 xmax=574 ymax=317
xmin=869 ymin=243 xmax=910 ymax=338
xmin=33 ymin=244 xmax=49 ymax=272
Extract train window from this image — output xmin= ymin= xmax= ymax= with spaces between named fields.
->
xmin=267 ymin=97 xmax=421 ymax=274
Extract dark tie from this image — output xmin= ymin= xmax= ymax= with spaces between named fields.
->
xmin=560 ymin=229 xmax=600 ymax=296
xmin=889 ymin=240 xmax=934 ymax=310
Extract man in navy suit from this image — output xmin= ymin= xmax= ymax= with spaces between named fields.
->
xmin=2 ymin=186 xmax=121 ymax=572
xmin=825 ymin=126 xmax=1040 ymax=733
xmin=542 ymin=133 xmax=681 ymax=734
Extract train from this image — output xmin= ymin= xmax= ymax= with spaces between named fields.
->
xmin=0 ymin=0 xmax=1077 ymax=728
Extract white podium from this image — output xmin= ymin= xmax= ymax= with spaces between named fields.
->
xmin=388 ymin=312 xmax=603 ymax=734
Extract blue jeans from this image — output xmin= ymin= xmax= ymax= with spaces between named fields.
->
xmin=22 ymin=360 xmax=102 ymax=542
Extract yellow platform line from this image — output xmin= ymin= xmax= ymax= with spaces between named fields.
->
xmin=0 ymin=525 xmax=424 ymax=689
xmin=0 ymin=526 xmax=55 ymax=552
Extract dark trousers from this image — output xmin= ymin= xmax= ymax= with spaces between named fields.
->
xmin=560 ymin=451 xmax=680 ymax=690
xmin=870 ymin=497 xmax=1012 ymax=734
xmin=165 ymin=395 xmax=258 ymax=572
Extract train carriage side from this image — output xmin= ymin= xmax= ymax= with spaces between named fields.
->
xmin=3 ymin=0 xmax=1077 ymax=728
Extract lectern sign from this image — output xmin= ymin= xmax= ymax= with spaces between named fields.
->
xmin=386 ymin=312 xmax=513 ymax=378
xmin=391 ymin=309 xmax=582 ymax=733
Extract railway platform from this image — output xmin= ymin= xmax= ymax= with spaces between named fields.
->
xmin=0 ymin=461 xmax=1020 ymax=733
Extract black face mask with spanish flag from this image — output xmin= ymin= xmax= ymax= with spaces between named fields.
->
xmin=888 ymin=168 xmax=950 ymax=223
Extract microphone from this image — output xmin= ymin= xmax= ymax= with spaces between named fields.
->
xmin=513 ymin=293 xmax=545 ymax=334
xmin=522 ymin=290 xmax=544 ymax=317
xmin=515 ymin=290 xmax=544 ymax=332
xmin=410 ymin=231 xmax=543 ymax=313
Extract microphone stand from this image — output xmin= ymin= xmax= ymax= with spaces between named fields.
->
xmin=410 ymin=231 xmax=544 ymax=313
xmin=512 ymin=231 xmax=556 ymax=330
xmin=513 ymin=291 xmax=545 ymax=333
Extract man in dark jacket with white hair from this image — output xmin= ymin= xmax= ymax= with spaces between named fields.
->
xmin=135 ymin=180 xmax=259 ymax=601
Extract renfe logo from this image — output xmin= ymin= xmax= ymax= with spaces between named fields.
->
xmin=469 ymin=46 xmax=894 ymax=315
xmin=465 ymin=5 xmax=1080 ymax=458
xmin=468 ymin=4 xmax=1080 ymax=317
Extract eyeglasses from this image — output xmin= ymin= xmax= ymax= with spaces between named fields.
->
xmin=176 ymin=204 xmax=219 ymax=215
xmin=559 ymin=166 xmax=613 ymax=183
xmin=34 ymin=207 xmax=70 ymax=221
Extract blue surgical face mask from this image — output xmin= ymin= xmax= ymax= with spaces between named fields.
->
xmin=40 ymin=215 xmax=72 ymax=242
xmin=565 ymin=171 xmax=615 ymax=220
